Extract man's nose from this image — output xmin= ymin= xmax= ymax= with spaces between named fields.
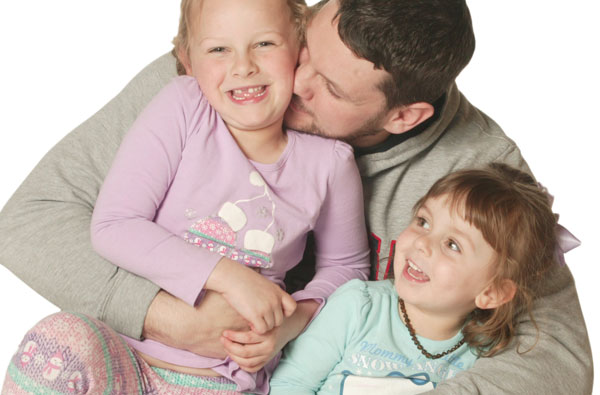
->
xmin=232 ymin=52 xmax=258 ymax=78
xmin=293 ymin=47 xmax=314 ymax=99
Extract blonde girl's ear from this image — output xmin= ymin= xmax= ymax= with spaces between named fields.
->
xmin=475 ymin=279 xmax=517 ymax=310
xmin=176 ymin=47 xmax=194 ymax=76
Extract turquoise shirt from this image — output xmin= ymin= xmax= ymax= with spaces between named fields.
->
xmin=270 ymin=280 xmax=478 ymax=394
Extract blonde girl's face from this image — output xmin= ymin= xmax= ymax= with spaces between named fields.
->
xmin=393 ymin=194 xmax=498 ymax=320
xmin=182 ymin=0 xmax=300 ymax=135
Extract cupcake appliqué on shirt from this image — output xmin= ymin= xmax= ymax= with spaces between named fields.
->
xmin=183 ymin=171 xmax=278 ymax=269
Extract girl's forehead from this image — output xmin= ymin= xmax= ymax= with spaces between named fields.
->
xmin=189 ymin=0 xmax=295 ymax=39
xmin=422 ymin=194 xmax=467 ymax=218
xmin=193 ymin=0 xmax=290 ymax=21
xmin=424 ymin=195 xmax=487 ymax=237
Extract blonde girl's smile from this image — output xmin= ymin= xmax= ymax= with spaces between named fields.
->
xmin=229 ymin=85 xmax=268 ymax=103
xmin=179 ymin=0 xmax=300 ymax=135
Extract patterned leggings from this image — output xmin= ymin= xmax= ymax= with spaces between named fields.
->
xmin=1 ymin=312 xmax=242 ymax=394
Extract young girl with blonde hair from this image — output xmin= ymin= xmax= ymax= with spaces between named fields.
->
xmin=2 ymin=0 xmax=371 ymax=393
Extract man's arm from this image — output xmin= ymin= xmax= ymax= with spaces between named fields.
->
xmin=0 ymin=53 xmax=245 ymax=344
xmin=430 ymin=261 xmax=593 ymax=394
xmin=145 ymin=290 xmax=249 ymax=359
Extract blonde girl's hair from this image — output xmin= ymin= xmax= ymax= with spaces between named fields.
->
xmin=413 ymin=163 xmax=558 ymax=357
xmin=171 ymin=0 xmax=308 ymax=76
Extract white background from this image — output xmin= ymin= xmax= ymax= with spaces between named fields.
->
xmin=0 ymin=1 xmax=598 ymax=392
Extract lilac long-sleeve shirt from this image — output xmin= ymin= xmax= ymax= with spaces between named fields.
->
xmin=90 ymin=76 xmax=370 ymax=393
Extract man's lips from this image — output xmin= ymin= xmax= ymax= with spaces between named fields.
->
xmin=289 ymin=95 xmax=310 ymax=115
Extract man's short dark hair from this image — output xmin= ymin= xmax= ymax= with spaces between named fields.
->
xmin=335 ymin=0 xmax=476 ymax=108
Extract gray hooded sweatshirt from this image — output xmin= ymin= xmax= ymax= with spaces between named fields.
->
xmin=0 ymin=54 xmax=593 ymax=394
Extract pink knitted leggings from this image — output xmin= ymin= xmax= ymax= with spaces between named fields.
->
xmin=1 ymin=312 xmax=242 ymax=394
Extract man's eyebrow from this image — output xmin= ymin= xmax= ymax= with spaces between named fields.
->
xmin=304 ymin=43 xmax=352 ymax=100
xmin=322 ymin=74 xmax=351 ymax=99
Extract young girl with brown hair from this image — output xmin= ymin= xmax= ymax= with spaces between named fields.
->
xmin=271 ymin=163 xmax=568 ymax=394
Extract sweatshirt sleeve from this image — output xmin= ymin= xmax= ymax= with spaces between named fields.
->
xmin=270 ymin=279 xmax=368 ymax=394
xmin=292 ymin=141 xmax=370 ymax=306
xmin=424 ymin=255 xmax=593 ymax=394
xmin=0 ymin=53 xmax=177 ymax=339
xmin=90 ymin=77 xmax=223 ymax=307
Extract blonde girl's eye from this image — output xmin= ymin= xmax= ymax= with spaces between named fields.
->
xmin=446 ymin=239 xmax=461 ymax=253
xmin=208 ymin=47 xmax=227 ymax=54
xmin=256 ymin=41 xmax=275 ymax=48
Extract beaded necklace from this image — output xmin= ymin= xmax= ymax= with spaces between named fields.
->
xmin=399 ymin=299 xmax=465 ymax=359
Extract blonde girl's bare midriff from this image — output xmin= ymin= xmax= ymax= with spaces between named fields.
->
xmin=138 ymin=351 xmax=223 ymax=377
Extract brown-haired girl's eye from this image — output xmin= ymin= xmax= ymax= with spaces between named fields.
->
xmin=416 ymin=216 xmax=430 ymax=229
xmin=447 ymin=239 xmax=461 ymax=252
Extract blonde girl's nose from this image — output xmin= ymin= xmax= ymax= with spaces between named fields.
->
xmin=232 ymin=52 xmax=258 ymax=78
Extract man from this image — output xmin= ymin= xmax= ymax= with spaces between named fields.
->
xmin=0 ymin=0 xmax=592 ymax=393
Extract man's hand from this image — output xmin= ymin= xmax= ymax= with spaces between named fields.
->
xmin=221 ymin=300 xmax=319 ymax=372
xmin=143 ymin=289 xmax=249 ymax=359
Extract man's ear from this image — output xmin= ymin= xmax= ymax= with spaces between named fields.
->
xmin=475 ymin=279 xmax=517 ymax=310
xmin=382 ymin=102 xmax=434 ymax=135
xmin=177 ymin=47 xmax=193 ymax=76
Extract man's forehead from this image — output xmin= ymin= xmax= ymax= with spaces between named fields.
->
xmin=306 ymin=0 xmax=388 ymax=103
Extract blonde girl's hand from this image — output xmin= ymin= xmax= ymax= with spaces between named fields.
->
xmin=221 ymin=300 xmax=320 ymax=372
xmin=220 ymin=327 xmax=286 ymax=372
xmin=205 ymin=257 xmax=296 ymax=334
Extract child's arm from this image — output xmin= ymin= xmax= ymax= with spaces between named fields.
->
xmin=221 ymin=299 xmax=318 ymax=372
xmin=269 ymin=280 xmax=366 ymax=394
xmin=289 ymin=140 xmax=370 ymax=316
xmin=221 ymin=141 xmax=370 ymax=370
xmin=91 ymin=76 xmax=293 ymax=335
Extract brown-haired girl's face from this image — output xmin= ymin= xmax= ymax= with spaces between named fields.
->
xmin=393 ymin=194 xmax=498 ymax=322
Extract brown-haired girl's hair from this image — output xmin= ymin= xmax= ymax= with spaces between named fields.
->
xmin=413 ymin=163 xmax=558 ymax=357
xmin=171 ymin=0 xmax=307 ymax=76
